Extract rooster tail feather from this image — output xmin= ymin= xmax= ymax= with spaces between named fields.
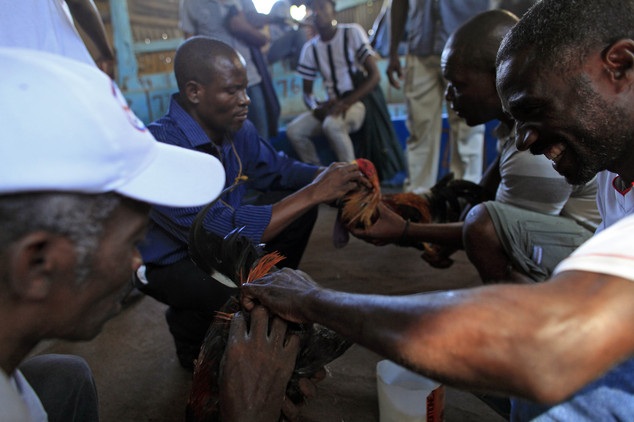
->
xmin=189 ymin=180 xmax=249 ymax=276
xmin=246 ymin=251 xmax=285 ymax=284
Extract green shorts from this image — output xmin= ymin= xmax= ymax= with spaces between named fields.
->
xmin=484 ymin=201 xmax=594 ymax=282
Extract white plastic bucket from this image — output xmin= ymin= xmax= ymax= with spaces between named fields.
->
xmin=376 ymin=359 xmax=444 ymax=422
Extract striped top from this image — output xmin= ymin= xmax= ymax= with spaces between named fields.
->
xmin=494 ymin=124 xmax=599 ymax=231
xmin=296 ymin=23 xmax=374 ymax=100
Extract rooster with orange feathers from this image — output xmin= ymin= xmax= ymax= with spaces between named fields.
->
xmin=334 ymin=158 xmax=489 ymax=266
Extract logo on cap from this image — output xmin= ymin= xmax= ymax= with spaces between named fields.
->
xmin=111 ymin=80 xmax=147 ymax=132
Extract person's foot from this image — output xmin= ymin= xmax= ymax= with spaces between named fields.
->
xmin=165 ymin=308 xmax=206 ymax=371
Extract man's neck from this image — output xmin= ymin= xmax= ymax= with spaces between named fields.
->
xmin=610 ymin=148 xmax=634 ymax=186
xmin=205 ymin=129 xmax=225 ymax=147
xmin=616 ymin=173 xmax=634 ymax=188
xmin=319 ymin=23 xmax=337 ymax=42
xmin=0 ymin=331 xmax=37 ymax=375
xmin=177 ymin=96 xmax=226 ymax=146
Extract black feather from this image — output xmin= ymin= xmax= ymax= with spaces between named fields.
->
xmin=425 ymin=172 xmax=488 ymax=223
xmin=186 ymin=198 xmax=352 ymax=422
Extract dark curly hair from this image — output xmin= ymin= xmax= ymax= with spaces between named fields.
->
xmin=497 ymin=0 xmax=634 ymax=73
xmin=174 ymin=36 xmax=241 ymax=94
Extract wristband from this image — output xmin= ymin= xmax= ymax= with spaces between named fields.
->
xmin=400 ymin=219 xmax=410 ymax=243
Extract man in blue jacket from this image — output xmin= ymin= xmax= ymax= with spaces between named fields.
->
xmin=138 ymin=36 xmax=363 ymax=369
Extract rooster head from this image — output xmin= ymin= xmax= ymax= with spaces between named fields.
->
xmin=354 ymin=158 xmax=379 ymax=190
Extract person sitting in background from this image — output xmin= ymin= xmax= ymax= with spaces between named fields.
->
xmin=137 ymin=36 xmax=363 ymax=370
xmin=353 ymin=9 xmax=600 ymax=284
xmin=285 ymin=0 xmax=380 ymax=166
xmin=0 ymin=48 xmax=301 ymax=422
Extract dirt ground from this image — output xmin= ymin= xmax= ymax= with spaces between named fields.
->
xmin=34 ymin=205 xmax=508 ymax=421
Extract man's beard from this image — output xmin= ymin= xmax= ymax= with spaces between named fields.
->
xmin=561 ymin=77 xmax=632 ymax=185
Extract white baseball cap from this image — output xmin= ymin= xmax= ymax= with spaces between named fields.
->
xmin=0 ymin=48 xmax=225 ymax=207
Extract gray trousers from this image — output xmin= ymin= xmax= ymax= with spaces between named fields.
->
xmin=286 ymin=101 xmax=366 ymax=165
xmin=20 ymin=354 xmax=99 ymax=422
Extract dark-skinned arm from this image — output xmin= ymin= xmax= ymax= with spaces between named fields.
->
xmin=242 ymin=268 xmax=634 ymax=404
xmin=386 ymin=0 xmax=408 ymax=88
xmin=329 ymin=54 xmax=381 ymax=116
xmin=244 ymin=10 xmax=287 ymax=28
xmin=260 ymin=162 xmax=361 ymax=242
xmin=227 ymin=10 xmax=270 ymax=47
xmin=65 ymin=0 xmax=115 ymax=78
xmin=303 ymin=79 xmax=336 ymax=121
xmin=350 ymin=202 xmax=465 ymax=249
xmin=352 ymin=148 xmax=502 ymax=247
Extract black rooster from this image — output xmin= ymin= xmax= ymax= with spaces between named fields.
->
xmin=185 ymin=197 xmax=352 ymax=422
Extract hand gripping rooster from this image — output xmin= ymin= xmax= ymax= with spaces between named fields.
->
xmin=185 ymin=197 xmax=352 ymax=422
xmin=334 ymin=158 xmax=489 ymax=266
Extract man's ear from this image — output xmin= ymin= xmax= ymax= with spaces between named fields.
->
xmin=185 ymin=80 xmax=203 ymax=104
xmin=6 ymin=232 xmax=72 ymax=301
xmin=602 ymin=39 xmax=634 ymax=90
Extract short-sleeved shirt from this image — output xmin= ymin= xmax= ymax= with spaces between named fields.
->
xmin=494 ymin=125 xmax=600 ymax=231
xmin=595 ymin=170 xmax=634 ymax=233
xmin=0 ymin=369 xmax=47 ymax=422
xmin=554 ymin=212 xmax=634 ymax=280
xmin=180 ymin=0 xmax=262 ymax=87
xmin=296 ymin=24 xmax=373 ymax=100
xmin=510 ymin=213 xmax=634 ymax=420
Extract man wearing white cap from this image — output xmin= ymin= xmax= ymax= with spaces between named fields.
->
xmin=0 ymin=48 xmax=302 ymax=422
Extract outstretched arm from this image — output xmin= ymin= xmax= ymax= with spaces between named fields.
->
xmin=350 ymin=202 xmax=465 ymax=249
xmin=261 ymin=162 xmax=362 ymax=241
xmin=65 ymin=0 xmax=115 ymax=78
xmin=242 ymin=268 xmax=634 ymax=404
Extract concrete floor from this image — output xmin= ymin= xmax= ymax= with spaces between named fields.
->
xmin=33 ymin=204 xmax=508 ymax=422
